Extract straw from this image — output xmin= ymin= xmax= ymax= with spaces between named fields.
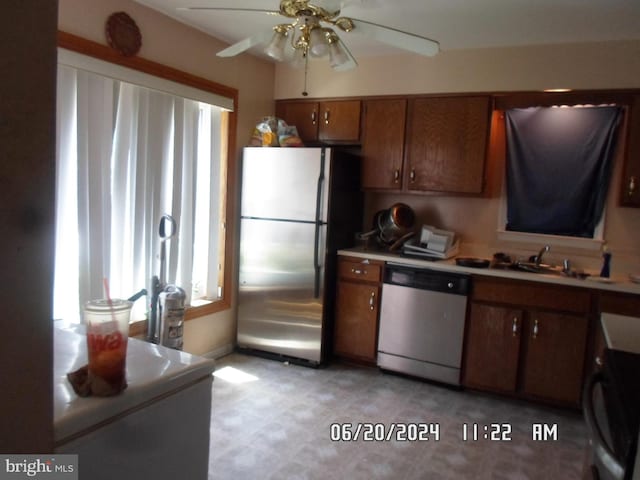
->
xmin=102 ymin=277 xmax=118 ymax=324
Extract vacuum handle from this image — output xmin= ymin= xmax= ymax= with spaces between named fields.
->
xmin=127 ymin=288 xmax=147 ymax=303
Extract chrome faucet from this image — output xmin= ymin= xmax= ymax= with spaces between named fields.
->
xmin=534 ymin=245 xmax=550 ymax=267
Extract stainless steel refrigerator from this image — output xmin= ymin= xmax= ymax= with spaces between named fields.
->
xmin=237 ymin=146 xmax=362 ymax=366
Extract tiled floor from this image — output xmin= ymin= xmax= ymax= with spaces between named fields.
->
xmin=208 ymin=353 xmax=587 ymax=479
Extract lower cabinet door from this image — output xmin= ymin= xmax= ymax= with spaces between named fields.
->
xmin=463 ymin=303 xmax=521 ymax=393
xmin=334 ymin=281 xmax=379 ymax=362
xmin=520 ymin=311 xmax=589 ymax=405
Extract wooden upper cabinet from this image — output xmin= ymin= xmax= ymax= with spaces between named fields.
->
xmin=405 ymin=96 xmax=491 ymax=194
xmin=275 ymin=101 xmax=319 ymax=142
xmin=361 ymin=98 xmax=407 ymax=190
xmin=275 ymin=99 xmax=361 ymax=143
xmin=318 ymin=100 xmax=361 ymax=142
xmin=620 ymin=95 xmax=640 ymax=207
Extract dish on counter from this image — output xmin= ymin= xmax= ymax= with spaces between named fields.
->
xmin=455 ymin=257 xmax=491 ymax=268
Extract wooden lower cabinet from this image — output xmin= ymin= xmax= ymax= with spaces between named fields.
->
xmin=463 ymin=277 xmax=591 ymax=407
xmin=520 ymin=310 xmax=588 ymax=405
xmin=333 ymin=257 xmax=382 ymax=364
xmin=334 ymin=281 xmax=380 ymax=362
xmin=598 ymin=291 xmax=640 ymax=316
xmin=463 ymin=304 xmax=521 ymax=393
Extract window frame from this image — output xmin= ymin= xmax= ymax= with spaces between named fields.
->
xmin=496 ymin=105 xmax=618 ymax=251
xmin=57 ymin=31 xmax=238 ymax=335
xmin=492 ymin=94 xmax=635 ymax=253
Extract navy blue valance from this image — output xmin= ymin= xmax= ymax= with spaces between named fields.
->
xmin=505 ymin=106 xmax=622 ymax=237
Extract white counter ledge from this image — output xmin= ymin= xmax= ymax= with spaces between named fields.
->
xmin=338 ymin=247 xmax=640 ymax=295
xmin=601 ymin=313 xmax=640 ymax=354
xmin=54 ymin=325 xmax=216 ymax=445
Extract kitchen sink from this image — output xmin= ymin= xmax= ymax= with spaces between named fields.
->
xmin=510 ymin=261 xmax=563 ymax=275
xmin=486 ymin=246 xmax=589 ymax=279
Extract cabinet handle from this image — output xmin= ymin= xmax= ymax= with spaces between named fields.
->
xmin=512 ymin=317 xmax=519 ymax=337
xmin=311 ymin=111 xmax=317 ymax=125
xmin=393 ymin=169 xmax=400 ymax=183
xmin=628 ymin=176 xmax=637 ymax=197
xmin=369 ymin=291 xmax=375 ymax=310
xmin=324 ymin=110 xmax=330 ymax=125
xmin=410 ymin=169 xmax=416 ymax=182
xmin=532 ymin=319 xmax=539 ymax=339
xmin=351 ymin=268 xmax=366 ymax=275
xmin=595 ymin=356 xmax=603 ymax=367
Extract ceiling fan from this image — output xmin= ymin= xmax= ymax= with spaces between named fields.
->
xmin=180 ymin=0 xmax=440 ymax=71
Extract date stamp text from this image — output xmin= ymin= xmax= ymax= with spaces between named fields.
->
xmin=330 ymin=422 xmax=440 ymax=442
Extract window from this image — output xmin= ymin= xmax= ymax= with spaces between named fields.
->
xmin=499 ymin=105 xmax=623 ymax=248
xmin=53 ymin=42 xmax=235 ymax=325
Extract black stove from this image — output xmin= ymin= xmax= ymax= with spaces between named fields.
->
xmin=602 ymin=349 xmax=640 ymax=476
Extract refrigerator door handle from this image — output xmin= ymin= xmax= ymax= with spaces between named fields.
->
xmin=313 ymin=150 xmax=326 ymax=298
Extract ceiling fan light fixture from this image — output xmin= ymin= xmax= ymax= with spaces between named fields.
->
xmin=205 ymin=0 xmax=439 ymax=73
xmin=264 ymin=25 xmax=289 ymax=61
xmin=334 ymin=17 xmax=354 ymax=33
xmin=309 ymin=27 xmax=330 ymax=57
xmin=327 ymin=33 xmax=349 ymax=69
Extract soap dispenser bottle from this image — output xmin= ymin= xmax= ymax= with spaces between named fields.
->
xmin=600 ymin=244 xmax=612 ymax=278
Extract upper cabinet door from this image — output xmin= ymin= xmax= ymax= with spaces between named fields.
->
xmin=620 ymin=95 xmax=640 ymax=207
xmin=276 ymin=100 xmax=361 ymax=144
xmin=275 ymin=101 xmax=319 ymax=142
xmin=361 ymin=98 xmax=407 ymax=190
xmin=405 ymin=96 xmax=491 ymax=194
xmin=318 ymin=100 xmax=361 ymax=142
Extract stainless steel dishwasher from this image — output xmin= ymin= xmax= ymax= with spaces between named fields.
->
xmin=377 ymin=263 xmax=471 ymax=386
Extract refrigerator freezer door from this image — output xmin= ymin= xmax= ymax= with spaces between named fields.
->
xmin=238 ymin=218 xmax=327 ymax=364
xmin=241 ymin=147 xmax=330 ymax=222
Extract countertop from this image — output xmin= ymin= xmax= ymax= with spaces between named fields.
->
xmin=54 ymin=325 xmax=216 ymax=445
xmin=338 ymin=247 xmax=640 ymax=295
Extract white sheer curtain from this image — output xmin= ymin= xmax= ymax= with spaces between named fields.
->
xmin=54 ymin=65 xmax=222 ymax=323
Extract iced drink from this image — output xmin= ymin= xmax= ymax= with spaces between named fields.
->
xmin=84 ymin=299 xmax=132 ymax=396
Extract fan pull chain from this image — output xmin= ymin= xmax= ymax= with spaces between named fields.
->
xmin=302 ymin=51 xmax=309 ymax=96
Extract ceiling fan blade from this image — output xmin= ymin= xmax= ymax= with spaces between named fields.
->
xmin=216 ymin=30 xmax=272 ymax=57
xmin=316 ymin=0 xmax=382 ymax=10
xmin=177 ymin=7 xmax=279 ymax=15
xmin=350 ymin=18 xmax=440 ymax=57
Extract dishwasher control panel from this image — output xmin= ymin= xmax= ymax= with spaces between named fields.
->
xmin=383 ymin=263 xmax=471 ymax=296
